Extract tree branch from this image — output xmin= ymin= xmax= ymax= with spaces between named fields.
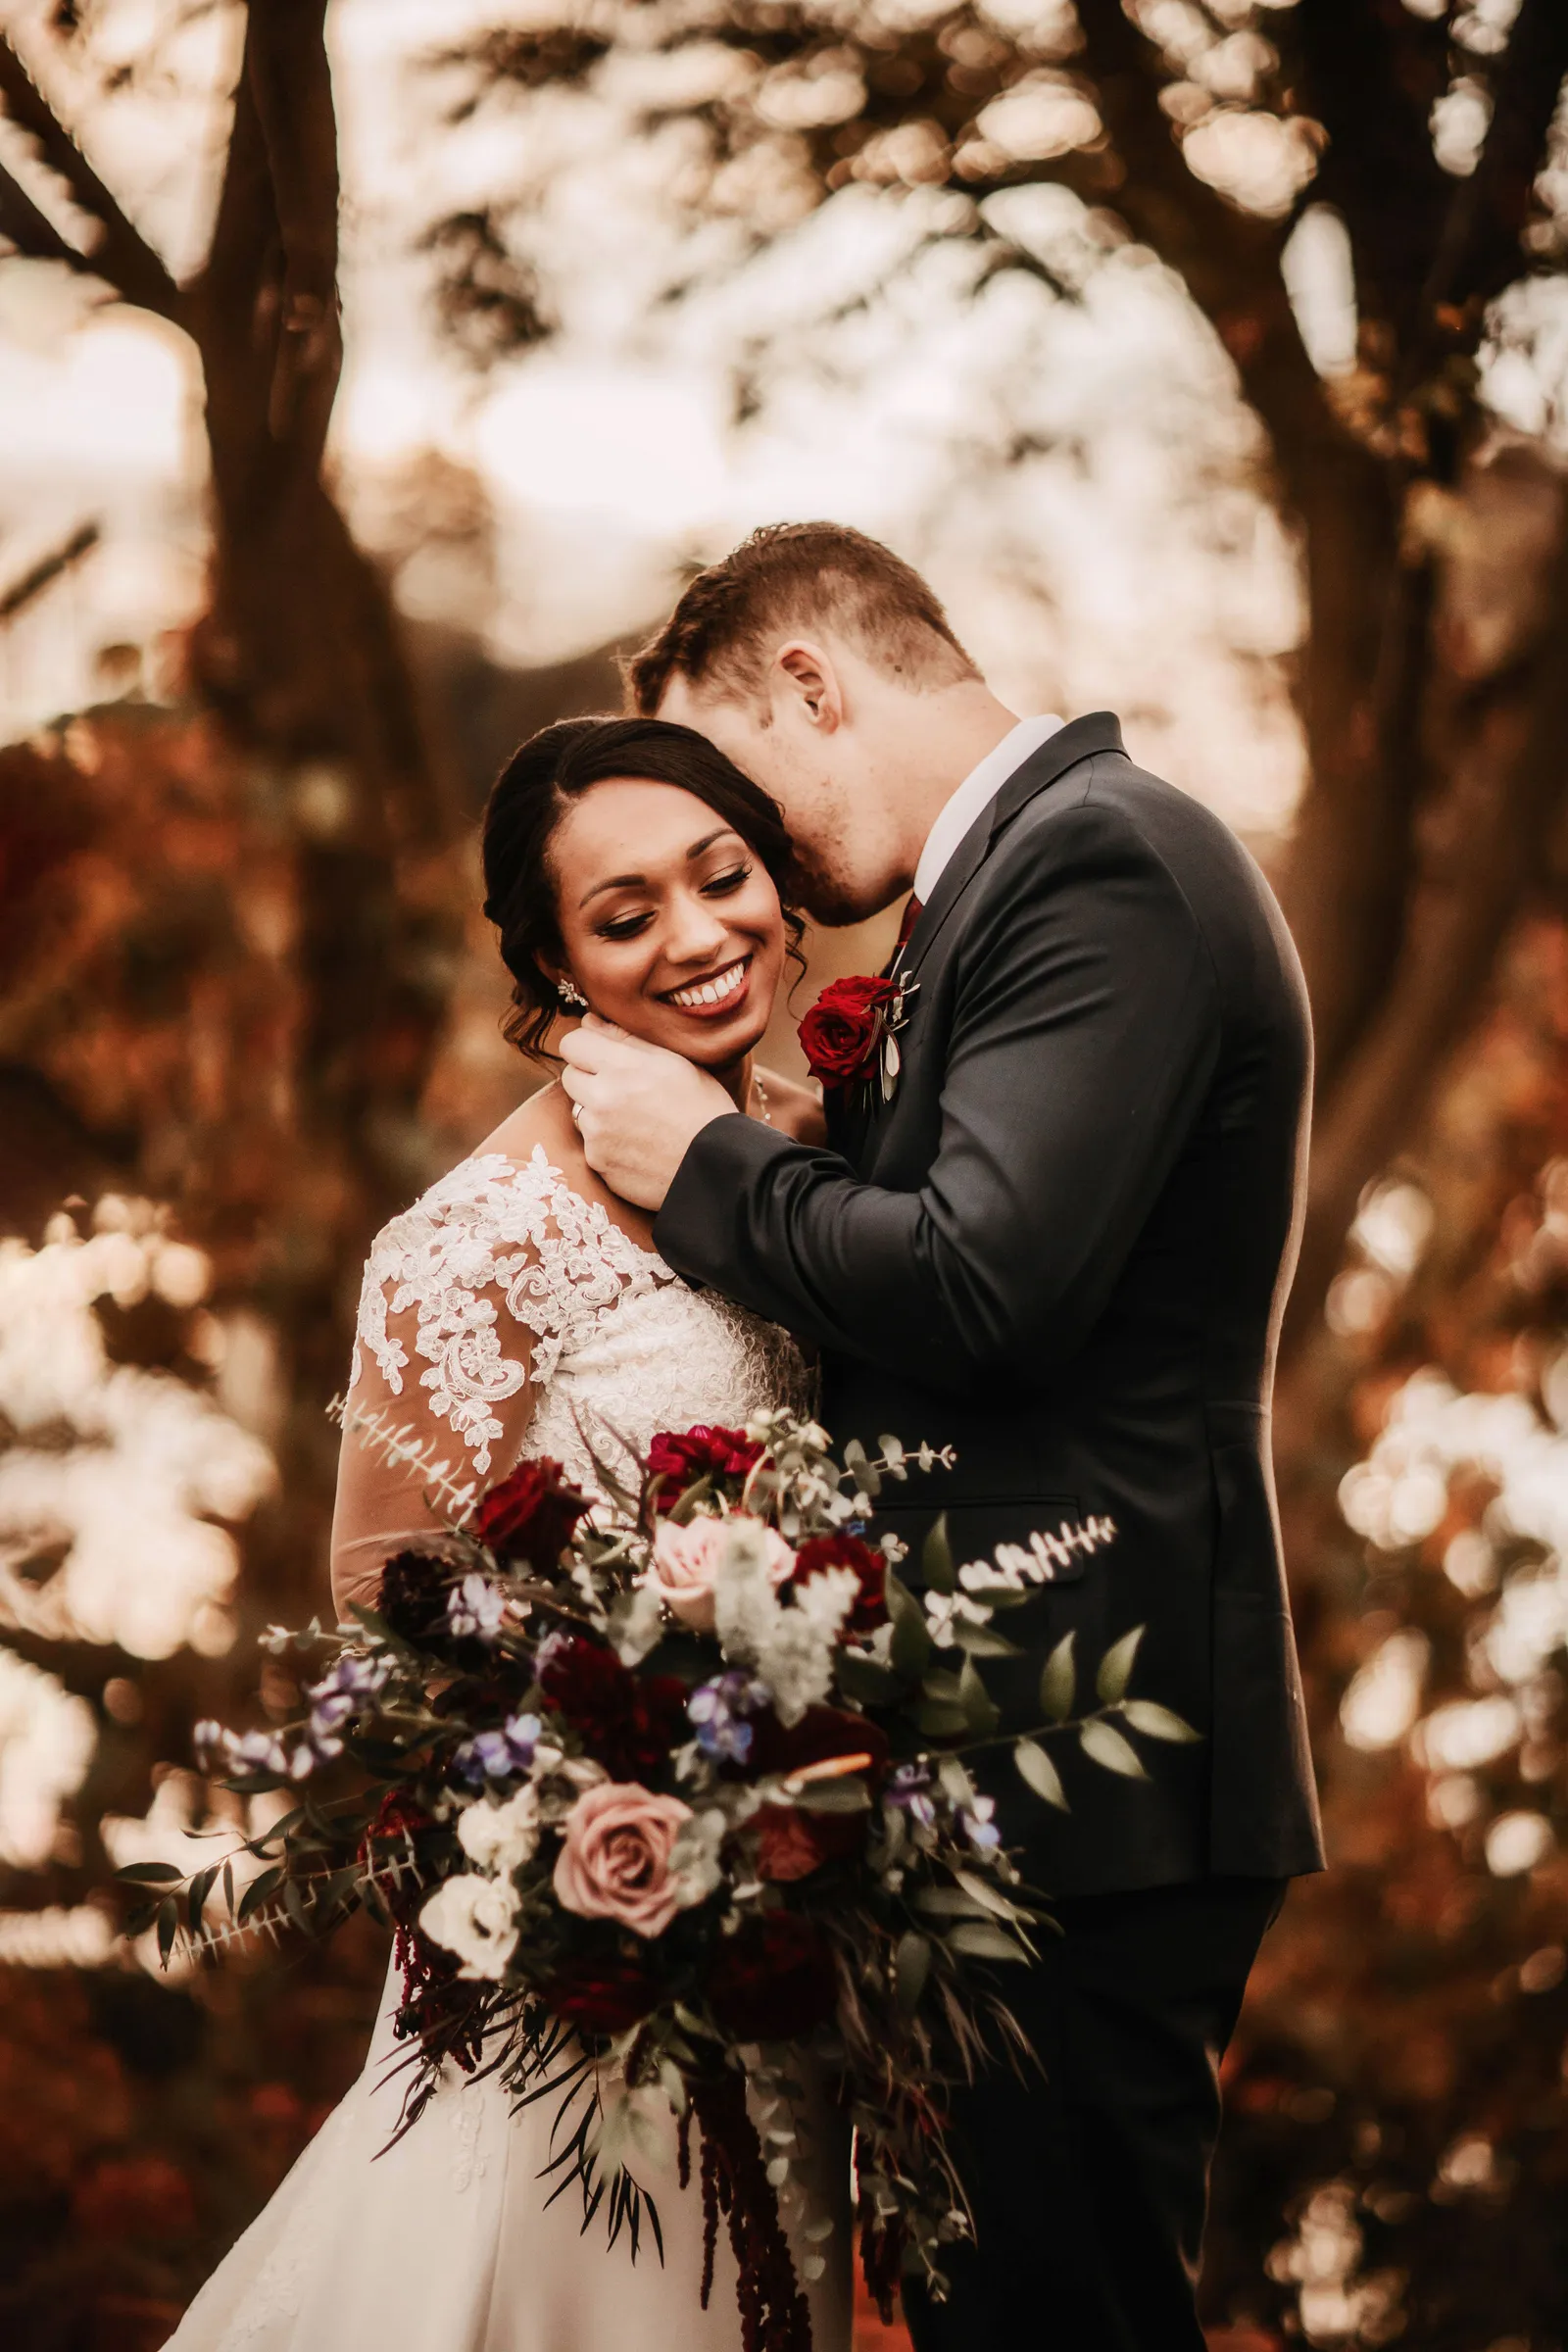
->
xmin=241 ymin=0 xmax=341 ymax=440
xmin=1282 ymin=488 xmax=1568 ymax=1355
xmin=0 ymin=33 xmax=179 ymax=318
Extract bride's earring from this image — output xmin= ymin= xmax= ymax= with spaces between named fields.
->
xmin=557 ymin=976 xmax=588 ymax=1010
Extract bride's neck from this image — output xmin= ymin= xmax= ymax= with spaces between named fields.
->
xmin=713 ymin=1053 xmax=754 ymax=1113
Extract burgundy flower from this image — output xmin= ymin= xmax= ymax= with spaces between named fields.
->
xmin=538 ymin=1635 xmax=688 ymax=1780
xmin=376 ymin=1548 xmax=453 ymax=1641
xmin=747 ymin=1702 xmax=889 ymax=1786
xmin=707 ymin=1913 xmax=838 ymax=2040
xmin=790 ymin=1531 xmax=887 ymax=1634
xmin=470 ymin=1458 xmax=589 ymax=1570
xmin=543 ymin=1956 xmax=661 ymax=2034
xmin=360 ymin=1791 xmax=436 ymax=1927
xmin=753 ymin=1802 xmax=864 ymax=1883
xmin=798 ymin=976 xmax=900 ymax=1090
xmin=645 ymin=1425 xmax=763 ymax=1512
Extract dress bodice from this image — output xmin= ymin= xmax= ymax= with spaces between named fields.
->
xmin=349 ymin=1147 xmax=814 ymax=1508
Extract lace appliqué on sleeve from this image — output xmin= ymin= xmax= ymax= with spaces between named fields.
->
xmin=351 ymin=1149 xmax=676 ymax=1475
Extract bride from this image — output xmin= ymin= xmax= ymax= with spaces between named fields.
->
xmin=165 ymin=716 xmax=852 ymax=2352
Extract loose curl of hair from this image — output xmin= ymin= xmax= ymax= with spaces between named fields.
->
xmin=482 ymin=714 xmax=807 ymax=1060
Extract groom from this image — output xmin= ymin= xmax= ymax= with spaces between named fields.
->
xmin=561 ymin=522 xmax=1323 ymax=2349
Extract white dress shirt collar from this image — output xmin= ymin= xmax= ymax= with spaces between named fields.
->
xmin=912 ymin=712 xmax=1065 ymax=906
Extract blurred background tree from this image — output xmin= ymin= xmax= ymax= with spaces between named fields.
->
xmin=0 ymin=2 xmax=1566 ymax=2347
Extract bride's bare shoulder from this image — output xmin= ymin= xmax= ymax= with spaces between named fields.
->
xmin=469 ymin=1079 xmax=662 ymax=1249
xmin=473 ymin=1077 xmax=579 ymax=1171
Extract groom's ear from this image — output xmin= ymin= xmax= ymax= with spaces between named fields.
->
xmin=775 ymin=640 xmax=844 ymax=734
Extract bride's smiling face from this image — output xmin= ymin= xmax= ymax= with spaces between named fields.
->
xmin=548 ymin=777 xmax=786 ymax=1066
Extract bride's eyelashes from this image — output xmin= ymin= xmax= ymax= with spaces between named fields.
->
xmin=592 ymin=863 xmax=754 ymax=945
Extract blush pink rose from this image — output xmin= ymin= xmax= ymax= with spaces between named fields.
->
xmin=643 ymin=1514 xmax=796 ymax=1632
xmin=553 ymin=1780 xmax=694 ymax=1939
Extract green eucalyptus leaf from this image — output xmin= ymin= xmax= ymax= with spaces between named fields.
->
xmin=1013 ymin=1737 xmax=1068 ymax=1810
xmin=885 ymin=1570 xmax=931 ymax=1677
xmin=953 ymin=1623 xmax=1023 ymax=1657
xmin=116 ymin=1861 xmax=184 ymax=1886
xmin=895 ymin=1930 xmax=932 ymax=2015
xmin=238 ymin=1863 xmax=284 ymax=1924
xmin=155 ymin=1896 xmax=178 ymax=1967
xmin=958 ymin=1655 xmax=1000 ymax=1736
xmin=913 ymin=1886 xmax=994 ymax=1919
xmin=793 ymin=1780 xmax=871 ymax=1814
xmin=835 ymin=1651 xmax=901 ymax=1705
xmin=947 ymin=1919 xmax=1027 ymax=1963
xmin=951 ymin=1868 xmax=1023 ymax=1921
xmin=185 ymin=1864 xmax=219 ymax=1936
xmin=1079 ymin=1720 xmax=1148 ymax=1779
xmin=1121 ymin=1699 xmax=1200 ymax=1743
xmin=916 ymin=1699 xmax=969 ymax=1740
xmin=1095 ymin=1627 xmax=1145 ymax=1705
xmin=1039 ymin=1633 xmax=1076 ymax=1722
xmin=921 ymin=1515 xmax=956 ymax=1594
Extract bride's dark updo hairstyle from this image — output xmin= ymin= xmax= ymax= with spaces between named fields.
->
xmin=482 ymin=714 xmax=805 ymax=1057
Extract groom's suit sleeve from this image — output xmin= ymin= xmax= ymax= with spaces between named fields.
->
xmin=655 ymin=801 xmax=1221 ymax=1391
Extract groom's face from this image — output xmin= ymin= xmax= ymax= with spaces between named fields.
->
xmin=659 ymin=667 xmax=904 ymax=928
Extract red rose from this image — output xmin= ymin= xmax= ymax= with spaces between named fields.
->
xmin=798 ymin=976 xmax=899 ymax=1090
xmin=753 ymin=1802 xmax=865 ymax=1883
xmin=646 ymin=1424 xmax=763 ymax=1512
xmin=707 ymin=1913 xmax=838 ymax=2039
xmin=470 ymin=1458 xmax=589 ymax=1570
xmin=791 ymin=1532 xmax=887 ymax=1634
xmin=543 ymin=1956 xmax=660 ymax=2034
xmin=538 ymin=1635 xmax=688 ymax=1780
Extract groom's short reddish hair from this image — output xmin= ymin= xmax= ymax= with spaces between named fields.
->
xmin=625 ymin=522 xmax=978 ymax=713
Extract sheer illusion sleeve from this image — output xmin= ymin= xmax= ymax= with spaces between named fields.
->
xmin=328 ymin=1156 xmax=552 ymax=1620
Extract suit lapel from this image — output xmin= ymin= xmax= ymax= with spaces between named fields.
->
xmin=897 ymin=711 xmax=1126 ymax=987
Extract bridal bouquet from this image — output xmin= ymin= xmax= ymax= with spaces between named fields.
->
xmin=121 ymin=1410 xmax=1192 ymax=2352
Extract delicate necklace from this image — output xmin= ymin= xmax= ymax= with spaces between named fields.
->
xmin=752 ymin=1071 xmax=772 ymax=1126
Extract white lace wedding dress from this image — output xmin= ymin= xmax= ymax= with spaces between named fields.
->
xmin=163 ymin=1145 xmax=852 ymax=2352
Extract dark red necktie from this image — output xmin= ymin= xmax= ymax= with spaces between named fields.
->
xmin=888 ymin=894 xmax=922 ymax=974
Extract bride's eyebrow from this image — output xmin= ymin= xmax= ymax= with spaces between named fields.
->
xmin=577 ymin=828 xmax=741 ymax=908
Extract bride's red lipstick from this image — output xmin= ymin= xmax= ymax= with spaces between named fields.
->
xmin=659 ymin=954 xmax=754 ymax=1021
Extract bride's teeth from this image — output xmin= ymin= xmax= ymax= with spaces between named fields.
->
xmin=673 ymin=961 xmax=744 ymax=1009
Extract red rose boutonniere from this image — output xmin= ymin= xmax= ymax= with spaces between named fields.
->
xmin=798 ymin=972 xmax=915 ymax=1103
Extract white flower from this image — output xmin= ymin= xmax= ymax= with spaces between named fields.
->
xmin=447 ymin=1574 xmax=508 ymax=1641
xmin=756 ymin=1609 xmax=836 ymax=1727
xmin=923 ymin=1592 xmax=992 ymax=1650
xmin=713 ymin=1520 xmax=787 ymax=1664
xmin=610 ymin=1585 xmax=664 ymax=1665
xmin=457 ymin=1784 xmax=541 ymax=1874
xmin=796 ymin=1563 xmax=861 ymax=1641
xmin=419 ymin=1872 xmax=520 ymax=1979
xmin=669 ymin=1806 xmax=727 ymax=1907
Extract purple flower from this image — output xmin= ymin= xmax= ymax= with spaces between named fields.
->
xmin=303 ymin=1654 xmax=389 ymax=1750
xmin=453 ymin=1710 xmax=545 ymax=1788
xmin=887 ymin=1763 xmax=937 ymax=1829
xmin=688 ymin=1671 xmax=766 ymax=1763
xmin=959 ymin=1794 xmax=1002 ymax=1852
xmin=447 ymin=1574 xmax=508 ymax=1642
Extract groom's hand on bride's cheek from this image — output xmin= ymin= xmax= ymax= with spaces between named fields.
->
xmin=560 ymin=1017 xmax=736 ymax=1210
